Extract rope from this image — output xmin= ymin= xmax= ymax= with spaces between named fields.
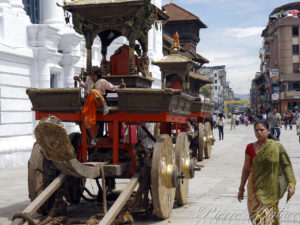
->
xmin=12 ymin=212 xmax=37 ymax=225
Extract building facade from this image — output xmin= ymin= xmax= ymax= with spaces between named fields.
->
xmin=257 ymin=2 xmax=300 ymax=113
xmin=200 ymin=65 xmax=234 ymax=111
xmin=0 ymin=0 xmax=163 ymax=168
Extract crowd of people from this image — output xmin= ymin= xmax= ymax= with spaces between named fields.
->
xmin=210 ymin=108 xmax=300 ymax=143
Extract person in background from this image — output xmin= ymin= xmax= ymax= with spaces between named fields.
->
xmin=268 ymin=107 xmax=282 ymax=141
xmin=231 ymin=113 xmax=236 ymax=130
xmin=216 ymin=113 xmax=225 ymax=140
xmin=236 ymin=113 xmax=240 ymax=126
xmin=296 ymin=116 xmax=300 ymax=144
xmin=262 ymin=113 xmax=267 ymax=120
xmin=212 ymin=113 xmax=217 ymax=129
xmin=244 ymin=115 xmax=249 ymax=126
xmin=283 ymin=111 xmax=289 ymax=130
xmin=288 ymin=111 xmax=294 ymax=130
xmin=295 ymin=110 xmax=299 ymax=122
xmin=238 ymin=120 xmax=296 ymax=224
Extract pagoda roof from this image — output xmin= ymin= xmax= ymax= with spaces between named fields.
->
xmin=189 ymin=72 xmax=212 ymax=84
xmin=163 ymin=3 xmax=207 ymax=28
xmin=152 ymin=50 xmax=199 ymax=67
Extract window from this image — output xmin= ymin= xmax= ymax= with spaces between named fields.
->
xmin=50 ymin=74 xmax=57 ymax=88
xmin=214 ymin=74 xmax=217 ymax=77
xmin=293 ymin=26 xmax=299 ymax=36
xmin=215 ymin=86 xmax=217 ymax=90
xmin=22 ymin=0 xmax=40 ymax=24
xmin=293 ymin=45 xmax=299 ymax=55
xmin=215 ymin=80 xmax=217 ymax=83
xmin=293 ymin=63 xmax=300 ymax=73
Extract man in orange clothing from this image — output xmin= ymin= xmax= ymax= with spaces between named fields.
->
xmin=74 ymin=67 xmax=126 ymax=146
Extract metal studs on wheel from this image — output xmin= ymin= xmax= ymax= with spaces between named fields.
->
xmin=151 ymin=134 xmax=176 ymax=219
xmin=204 ymin=122 xmax=213 ymax=159
xmin=198 ymin=123 xmax=204 ymax=161
xmin=175 ymin=132 xmax=190 ymax=206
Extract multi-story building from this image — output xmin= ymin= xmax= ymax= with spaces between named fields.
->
xmin=258 ymin=2 xmax=300 ymax=113
xmin=200 ymin=65 xmax=234 ymax=111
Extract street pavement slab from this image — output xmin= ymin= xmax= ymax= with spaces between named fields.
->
xmin=1 ymin=120 xmax=300 ymax=225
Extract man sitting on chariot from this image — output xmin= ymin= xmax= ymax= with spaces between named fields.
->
xmin=74 ymin=66 xmax=126 ymax=146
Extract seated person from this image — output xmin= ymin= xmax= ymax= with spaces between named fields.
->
xmin=74 ymin=66 xmax=126 ymax=146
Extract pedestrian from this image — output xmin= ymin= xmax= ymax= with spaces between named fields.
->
xmin=283 ymin=111 xmax=288 ymax=130
xmin=236 ymin=114 xmax=240 ymax=126
xmin=231 ymin=113 xmax=236 ymax=130
xmin=212 ymin=113 xmax=217 ymax=129
xmin=296 ymin=116 xmax=300 ymax=143
xmin=216 ymin=113 xmax=224 ymax=140
xmin=238 ymin=120 xmax=296 ymax=225
xmin=288 ymin=111 xmax=294 ymax=130
xmin=244 ymin=115 xmax=249 ymax=126
xmin=268 ymin=107 xmax=282 ymax=141
xmin=295 ymin=110 xmax=299 ymax=122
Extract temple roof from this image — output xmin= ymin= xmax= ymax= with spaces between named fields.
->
xmin=163 ymin=3 xmax=207 ymax=28
xmin=189 ymin=72 xmax=212 ymax=84
xmin=152 ymin=50 xmax=199 ymax=67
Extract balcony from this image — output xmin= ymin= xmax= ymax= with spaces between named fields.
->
xmin=280 ymin=91 xmax=300 ymax=100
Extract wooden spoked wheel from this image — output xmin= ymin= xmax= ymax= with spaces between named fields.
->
xmin=175 ymin=132 xmax=190 ymax=206
xmin=28 ymin=143 xmax=58 ymax=215
xmin=204 ymin=122 xmax=212 ymax=159
xmin=151 ymin=134 xmax=176 ymax=219
xmin=198 ymin=123 xmax=204 ymax=161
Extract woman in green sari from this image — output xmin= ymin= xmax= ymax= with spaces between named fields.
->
xmin=238 ymin=120 xmax=296 ymax=225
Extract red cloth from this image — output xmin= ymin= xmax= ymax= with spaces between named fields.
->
xmin=245 ymin=143 xmax=256 ymax=160
xmin=288 ymin=113 xmax=294 ymax=121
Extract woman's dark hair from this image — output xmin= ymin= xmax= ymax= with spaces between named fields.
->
xmin=90 ymin=66 xmax=102 ymax=79
xmin=254 ymin=119 xmax=269 ymax=130
xmin=219 ymin=113 xmax=224 ymax=119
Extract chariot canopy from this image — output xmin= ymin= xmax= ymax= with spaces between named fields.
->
xmin=62 ymin=0 xmax=168 ymax=77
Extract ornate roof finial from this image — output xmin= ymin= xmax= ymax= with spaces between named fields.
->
xmin=171 ymin=32 xmax=180 ymax=52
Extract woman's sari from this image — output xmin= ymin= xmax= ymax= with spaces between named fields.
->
xmin=247 ymin=139 xmax=296 ymax=225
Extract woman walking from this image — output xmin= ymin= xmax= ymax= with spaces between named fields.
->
xmin=238 ymin=120 xmax=296 ymax=224
xmin=216 ymin=113 xmax=224 ymax=140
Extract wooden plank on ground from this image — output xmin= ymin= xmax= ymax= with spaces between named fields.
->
xmin=11 ymin=173 xmax=66 ymax=225
xmin=98 ymin=173 xmax=139 ymax=225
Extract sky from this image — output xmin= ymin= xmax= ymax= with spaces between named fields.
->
xmin=162 ymin=0 xmax=298 ymax=94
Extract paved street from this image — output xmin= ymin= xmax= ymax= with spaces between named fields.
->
xmin=1 ymin=120 xmax=300 ymax=225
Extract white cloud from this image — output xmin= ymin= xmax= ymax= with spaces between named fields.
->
xmin=226 ymin=27 xmax=264 ymax=38
xmin=197 ymin=26 xmax=263 ymax=94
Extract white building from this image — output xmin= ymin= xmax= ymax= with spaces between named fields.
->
xmin=0 ymin=0 xmax=163 ymax=168
xmin=200 ymin=65 xmax=233 ymax=110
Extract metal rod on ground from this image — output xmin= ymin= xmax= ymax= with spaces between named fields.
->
xmin=11 ymin=173 xmax=66 ymax=225
xmin=98 ymin=173 xmax=139 ymax=225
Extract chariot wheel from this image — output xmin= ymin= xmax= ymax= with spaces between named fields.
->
xmin=63 ymin=132 xmax=86 ymax=204
xmin=175 ymin=133 xmax=190 ymax=206
xmin=204 ymin=122 xmax=212 ymax=159
xmin=198 ymin=123 xmax=204 ymax=161
xmin=28 ymin=143 xmax=58 ymax=215
xmin=151 ymin=134 xmax=176 ymax=219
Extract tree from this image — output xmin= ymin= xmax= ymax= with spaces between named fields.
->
xmin=200 ymin=84 xmax=213 ymax=99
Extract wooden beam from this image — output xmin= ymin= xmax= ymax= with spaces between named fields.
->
xmin=11 ymin=174 xmax=66 ymax=225
xmin=98 ymin=173 xmax=139 ymax=225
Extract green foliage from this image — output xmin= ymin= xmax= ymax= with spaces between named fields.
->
xmin=200 ymin=84 xmax=213 ymax=99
